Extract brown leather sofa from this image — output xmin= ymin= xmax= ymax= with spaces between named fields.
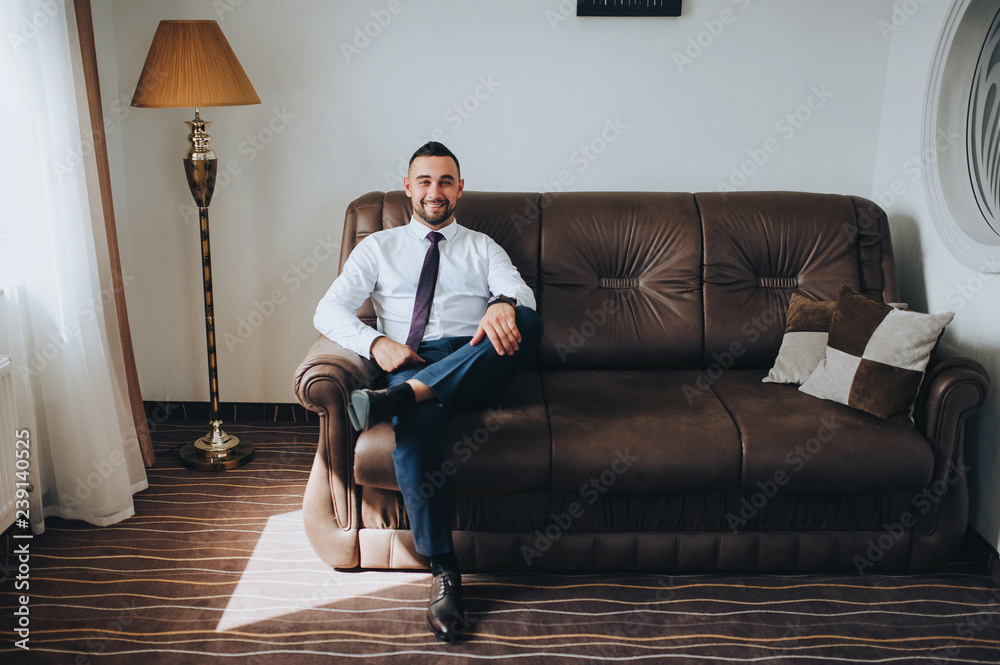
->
xmin=294 ymin=190 xmax=990 ymax=573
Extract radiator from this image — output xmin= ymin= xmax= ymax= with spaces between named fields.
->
xmin=0 ymin=356 xmax=16 ymax=533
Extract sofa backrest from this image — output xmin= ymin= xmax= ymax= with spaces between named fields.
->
xmin=339 ymin=191 xmax=898 ymax=371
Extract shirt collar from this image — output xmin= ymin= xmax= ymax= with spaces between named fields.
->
xmin=407 ymin=216 xmax=460 ymax=241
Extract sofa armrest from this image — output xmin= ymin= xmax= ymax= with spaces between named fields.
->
xmin=910 ymin=342 xmax=989 ymax=557
xmin=293 ymin=334 xmax=382 ymax=568
xmin=294 ymin=334 xmax=379 ymax=412
xmin=920 ymin=341 xmax=989 ymax=462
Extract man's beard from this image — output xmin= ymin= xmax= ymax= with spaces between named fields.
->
xmin=414 ymin=198 xmax=455 ymax=225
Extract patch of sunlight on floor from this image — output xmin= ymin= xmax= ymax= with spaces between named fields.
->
xmin=216 ymin=510 xmax=429 ymax=632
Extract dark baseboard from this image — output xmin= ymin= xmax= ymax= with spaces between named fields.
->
xmin=143 ymin=401 xmax=316 ymax=424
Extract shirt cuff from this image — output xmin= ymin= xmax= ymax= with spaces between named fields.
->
xmin=356 ymin=329 xmax=385 ymax=360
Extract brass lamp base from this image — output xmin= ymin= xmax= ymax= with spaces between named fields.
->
xmin=178 ymin=420 xmax=254 ymax=471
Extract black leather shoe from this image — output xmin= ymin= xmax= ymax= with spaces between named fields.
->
xmin=426 ymin=570 xmax=472 ymax=642
xmin=347 ymin=388 xmax=406 ymax=431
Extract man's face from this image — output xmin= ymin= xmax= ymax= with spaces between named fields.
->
xmin=404 ymin=155 xmax=464 ymax=227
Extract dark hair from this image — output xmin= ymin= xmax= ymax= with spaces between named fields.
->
xmin=408 ymin=141 xmax=461 ymax=177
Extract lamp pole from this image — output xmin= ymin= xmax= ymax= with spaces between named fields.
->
xmin=177 ymin=110 xmax=254 ymax=471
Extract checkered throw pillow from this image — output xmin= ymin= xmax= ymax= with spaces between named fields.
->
xmin=764 ymin=293 xmax=908 ymax=385
xmin=798 ymin=286 xmax=953 ymax=426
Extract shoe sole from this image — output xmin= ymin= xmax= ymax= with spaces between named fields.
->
xmin=347 ymin=391 xmax=369 ymax=432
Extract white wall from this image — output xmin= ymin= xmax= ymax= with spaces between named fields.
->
xmin=872 ymin=0 xmax=1000 ymax=552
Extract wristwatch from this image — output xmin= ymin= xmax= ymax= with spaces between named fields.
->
xmin=487 ymin=294 xmax=517 ymax=309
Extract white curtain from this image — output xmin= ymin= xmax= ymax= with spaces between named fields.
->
xmin=0 ymin=1 xmax=147 ymax=533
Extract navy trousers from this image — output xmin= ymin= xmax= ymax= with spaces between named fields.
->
xmin=387 ymin=306 xmax=543 ymax=557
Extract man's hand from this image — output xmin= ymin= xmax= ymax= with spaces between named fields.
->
xmin=370 ymin=336 xmax=426 ymax=373
xmin=471 ymin=304 xmax=520 ymax=356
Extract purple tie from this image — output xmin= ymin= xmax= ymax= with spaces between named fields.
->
xmin=405 ymin=231 xmax=444 ymax=351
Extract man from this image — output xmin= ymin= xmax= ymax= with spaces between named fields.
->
xmin=313 ymin=142 xmax=543 ymax=642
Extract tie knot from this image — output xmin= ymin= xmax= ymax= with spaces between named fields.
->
xmin=426 ymin=231 xmax=443 ymax=245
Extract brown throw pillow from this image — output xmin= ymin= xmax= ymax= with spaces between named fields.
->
xmin=798 ymin=285 xmax=953 ymax=426
xmin=763 ymin=294 xmax=839 ymax=384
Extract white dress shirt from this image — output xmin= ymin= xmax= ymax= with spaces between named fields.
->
xmin=314 ymin=217 xmax=536 ymax=358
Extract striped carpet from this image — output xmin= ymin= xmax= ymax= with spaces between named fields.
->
xmin=2 ymin=421 xmax=1000 ymax=664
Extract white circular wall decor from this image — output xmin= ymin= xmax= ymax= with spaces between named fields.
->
xmin=925 ymin=0 xmax=1000 ymax=273
xmin=969 ymin=9 xmax=1000 ymax=235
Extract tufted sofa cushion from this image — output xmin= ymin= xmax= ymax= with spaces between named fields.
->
xmin=698 ymin=192 xmax=867 ymax=369
xmin=537 ymin=193 xmax=703 ymax=370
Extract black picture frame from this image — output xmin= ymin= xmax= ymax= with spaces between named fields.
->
xmin=576 ymin=1 xmax=682 ymax=17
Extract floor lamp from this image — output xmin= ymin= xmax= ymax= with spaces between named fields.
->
xmin=131 ymin=20 xmax=259 ymax=471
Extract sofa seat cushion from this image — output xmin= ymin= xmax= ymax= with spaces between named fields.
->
xmin=352 ymin=371 xmax=550 ymax=495
xmin=709 ymin=371 xmax=935 ymax=493
xmin=542 ymin=370 xmax=743 ymax=494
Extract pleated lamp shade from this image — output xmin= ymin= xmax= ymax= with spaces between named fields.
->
xmin=131 ymin=20 xmax=260 ymax=108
